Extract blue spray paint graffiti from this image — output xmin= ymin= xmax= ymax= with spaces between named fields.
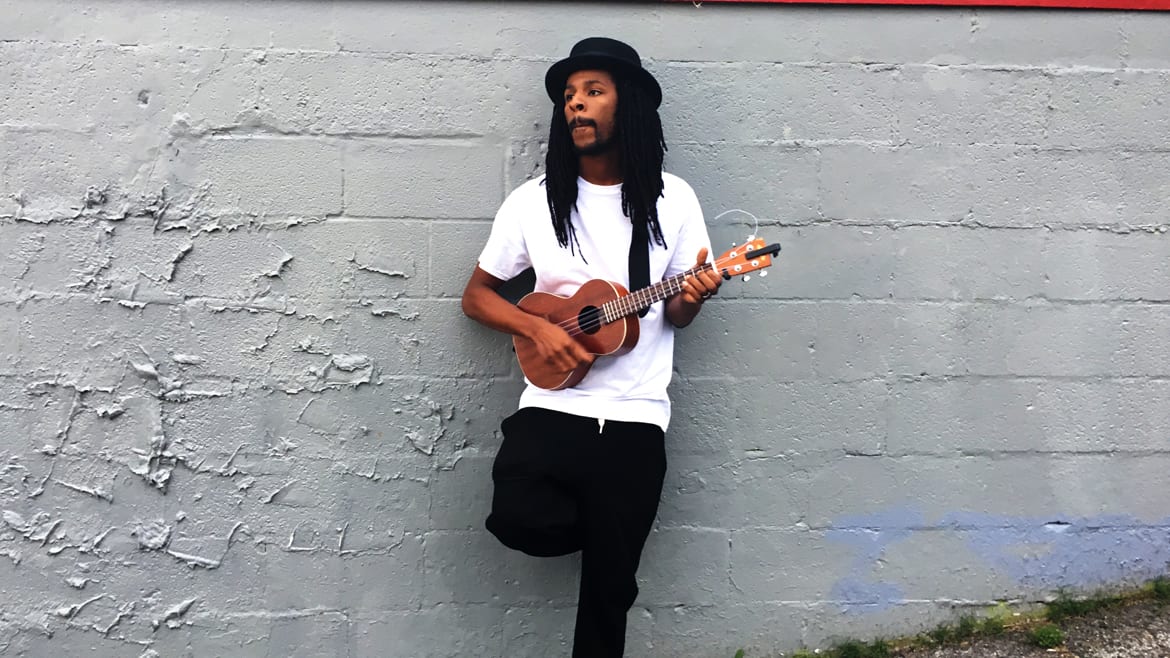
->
xmin=827 ymin=507 xmax=1170 ymax=613
xmin=826 ymin=507 xmax=922 ymax=612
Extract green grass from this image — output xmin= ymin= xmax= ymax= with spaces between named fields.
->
xmin=734 ymin=576 xmax=1170 ymax=658
xmin=1154 ymin=577 xmax=1170 ymax=602
xmin=953 ymin=615 xmax=978 ymax=641
xmin=1029 ymin=623 xmax=1065 ymax=648
xmin=781 ymin=639 xmax=891 ymax=658
xmin=925 ymin=624 xmax=952 ymax=645
xmin=834 ymin=638 xmax=890 ymax=658
xmin=979 ymin=616 xmax=1006 ymax=636
xmin=1046 ymin=591 xmax=1123 ymax=622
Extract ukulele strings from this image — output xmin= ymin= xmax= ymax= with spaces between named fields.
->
xmin=551 ymin=250 xmax=749 ymax=338
xmin=559 ymin=254 xmax=738 ymax=336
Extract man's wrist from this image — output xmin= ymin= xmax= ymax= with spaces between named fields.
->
xmin=517 ymin=312 xmax=548 ymax=340
xmin=666 ymin=294 xmax=701 ymax=328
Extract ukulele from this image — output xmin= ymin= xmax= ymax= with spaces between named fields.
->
xmin=513 ymin=238 xmax=781 ymax=390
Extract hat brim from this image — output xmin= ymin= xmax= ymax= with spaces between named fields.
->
xmin=545 ymin=54 xmax=662 ymax=109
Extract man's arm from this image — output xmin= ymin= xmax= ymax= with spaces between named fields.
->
xmin=461 ymin=266 xmax=593 ymax=372
xmin=664 ymin=247 xmax=723 ymax=328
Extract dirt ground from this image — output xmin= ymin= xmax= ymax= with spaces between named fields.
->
xmin=897 ymin=598 xmax=1170 ymax=658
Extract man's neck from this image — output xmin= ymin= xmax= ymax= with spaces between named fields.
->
xmin=578 ymin=151 xmax=622 ymax=186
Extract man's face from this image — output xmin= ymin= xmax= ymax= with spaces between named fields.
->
xmin=563 ymin=69 xmax=618 ymax=157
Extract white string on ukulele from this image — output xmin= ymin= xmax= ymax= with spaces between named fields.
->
xmin=550 ymin=250 xmax=747 ymax=338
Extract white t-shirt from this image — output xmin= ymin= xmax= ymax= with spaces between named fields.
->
xmin=477 ymin=173 xmax=711 ymax=430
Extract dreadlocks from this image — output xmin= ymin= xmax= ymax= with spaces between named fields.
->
xmin=543 ymin=76 xmax=668 ymax=257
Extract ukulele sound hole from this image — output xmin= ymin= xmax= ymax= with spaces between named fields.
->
xmin=576 ymin=306 xmax=602 ymax=335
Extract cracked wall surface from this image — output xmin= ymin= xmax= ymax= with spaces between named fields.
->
xmin=1 ymin=2 xmax=1169 ymax=656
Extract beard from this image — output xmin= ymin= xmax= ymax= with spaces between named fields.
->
xmin=570 ymin=122 xmax=618 ymax=157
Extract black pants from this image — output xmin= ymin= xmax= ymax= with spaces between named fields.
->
xmin=486 ymin=407 xmax=667 ymax=658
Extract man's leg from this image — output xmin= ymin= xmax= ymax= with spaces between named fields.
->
xmin=571 ymin=420 xmax=667 ymax=658
xmin=486 ymin=408 xmax=583 ymax=557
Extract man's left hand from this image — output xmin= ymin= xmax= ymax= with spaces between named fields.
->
xmin=678 ymin=247 xmax=722 ymax=305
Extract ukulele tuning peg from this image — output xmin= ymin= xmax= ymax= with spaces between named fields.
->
xmin=760 ymin=270 xmax=768 ymax=277
xmin=743 ymin=275 xmax=751 ymax=282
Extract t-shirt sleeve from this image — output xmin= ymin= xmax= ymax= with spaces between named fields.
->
xmin=477 ymin=187 xmax=532 ymax=281
xmin=664 ymin=180 xmax=712 ymax=279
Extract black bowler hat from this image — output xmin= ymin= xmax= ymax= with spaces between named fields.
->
xmin=544 ymin=37 xmax=662 ymax=108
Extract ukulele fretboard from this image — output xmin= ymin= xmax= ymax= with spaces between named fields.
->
xmin=599 ymin=263 xmax=714 ymax=324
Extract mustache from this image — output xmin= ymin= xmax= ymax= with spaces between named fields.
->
xmin=569 ymin=118 xmax=596 ymax=129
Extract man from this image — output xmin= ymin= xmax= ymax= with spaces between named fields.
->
xmin=461 ymin=37 xmax=722 ymax=656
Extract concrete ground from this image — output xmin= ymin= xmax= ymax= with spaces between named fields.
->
xmin=898 ymin=598 xmax=1170 ymax=658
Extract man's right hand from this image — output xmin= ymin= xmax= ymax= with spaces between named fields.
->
xmin=525 ymin=317 xmax=595 ymax=372
xmin=461 ymin=265 xmax=593 ymax=372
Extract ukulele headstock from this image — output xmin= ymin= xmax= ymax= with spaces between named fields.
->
xmin=715 ymin=238 xmax=781 ymax=281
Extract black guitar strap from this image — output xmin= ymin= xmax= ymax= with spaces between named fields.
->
xmin=628 ymin=219 xmax=650 ymax=318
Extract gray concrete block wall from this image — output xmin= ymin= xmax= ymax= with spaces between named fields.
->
xmin=1 ymin=1 xmax=1168 ymax=655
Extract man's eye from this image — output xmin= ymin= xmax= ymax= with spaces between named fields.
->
xmin=588 ymin=89 xmax=602 ymax=96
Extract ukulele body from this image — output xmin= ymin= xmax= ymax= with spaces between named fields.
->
xmin=512 ymin=278 xmax=640 ymax=390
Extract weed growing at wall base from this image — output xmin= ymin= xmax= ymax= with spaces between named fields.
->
xmin=836 ymin=639 xmax=891 ymax=658
xmin=978 ymin=615 xmax=1005 ymax=635
xmin=1154 ymin=577 xmax=1170 ymax=602
xmin=786 ymin=638 xmax=891 ymax=658
xmin=752 ymin=577 xmax=1170 ymax=658
xmin=1028 ymin=623 xmax=1065 ymax=648
xmin=916 ymin=615 xmax=1003 ymax=647
xmin=1046 ymin=591 xmax=1124 ymax=622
